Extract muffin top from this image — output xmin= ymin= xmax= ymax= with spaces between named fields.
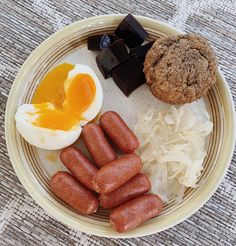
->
xmin=144 ymin=33 xmax=217 ymax=104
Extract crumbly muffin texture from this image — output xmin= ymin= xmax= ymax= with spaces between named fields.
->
xmin=144 ymin=34 xmax=217 ymax=104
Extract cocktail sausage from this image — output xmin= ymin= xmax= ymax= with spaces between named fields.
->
xmin=60 ymin=146 xmax=97 ymax=190
xmin=110 ymin=194 xmax=163 ymax=232
xmin=99 ymin=173 xmax=151 ymax=208
xmin=100 ymin=111 xmax=139 ymax=153
xmin=50 ymin=171 xmax=98 ymax=214
xmin=82 ymin=123 xmax=117 ymax=167
xmin=92 ymin=154 xmax=143 ymax=194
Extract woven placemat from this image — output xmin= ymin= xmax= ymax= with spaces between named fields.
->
xmin=0 ymin=0 xmax=235 ymax=245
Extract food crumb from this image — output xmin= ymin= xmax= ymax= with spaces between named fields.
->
xmin=45 ymin=152 xmax=58 ymax=163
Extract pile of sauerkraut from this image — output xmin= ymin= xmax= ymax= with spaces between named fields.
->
xmin=134 ymin=102 xmax=213 ymax=203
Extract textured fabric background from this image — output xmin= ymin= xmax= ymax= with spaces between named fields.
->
xmin=0 ymin=0 xmax=236 ymax=245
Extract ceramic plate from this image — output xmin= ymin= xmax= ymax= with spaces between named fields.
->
xmin=5 ymin=15 xmax=236 ymax=238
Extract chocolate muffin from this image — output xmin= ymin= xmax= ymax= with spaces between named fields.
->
xmin=144 ymin=33 xmax=217 ymax=104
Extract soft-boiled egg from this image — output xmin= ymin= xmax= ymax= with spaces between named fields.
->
xmin=15 ymin=64 xmax=103 ymax=150
xmin=64 ymin=64 xmax=103 ymax=125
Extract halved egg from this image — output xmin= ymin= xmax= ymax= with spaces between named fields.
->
xmin=64 ymin=64 xmax=103 ymax=125
xmin=15 ymin=64 xmax=103 ymax=150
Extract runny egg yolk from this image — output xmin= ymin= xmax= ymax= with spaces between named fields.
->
xmin=32 ymin=104 xmax=78 ymax=130
xmin=63 ymin=73 xmax=96 ymax=119
xmin=31 ymin=63 xmax=96 ymax=131
xmin=32 ymin=63 xmax=74 ymax=106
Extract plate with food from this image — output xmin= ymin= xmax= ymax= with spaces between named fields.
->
xmin=5 ymin=14 xmax=235 ymax=238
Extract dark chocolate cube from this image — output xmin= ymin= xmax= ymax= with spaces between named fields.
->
xmin=96 ymin=39 xmax=130 ymax=79
xmin=115 ymin=14 xmax=148 ymax=48
xmin=130 ymin=41 xmax=154 ymax=61
xmin=112 ymin=57 xmax=145 ymax=96
xmin=88 ymin=34 xmax=116 ymax=51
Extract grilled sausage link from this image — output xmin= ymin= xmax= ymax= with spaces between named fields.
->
xmin=92 ymin=153 xmax=143 ymax=194
xmin=60 ymin=146 xmax=98 ymax=190
xmin=110 ymin=194 xmax=163 ymax=232
xmin=82 ymin=123 xmax=117 ymax=167
xmin=100 ymin=111 xmax=139 ymax=153
xmin=50 ymin=171 xmax=98 ymax=214
xmin=99 ymin=173 xmax=151 ymax=209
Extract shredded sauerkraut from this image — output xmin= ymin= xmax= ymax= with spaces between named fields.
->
xmin=134 ymin=102 xmax=213 ymax=203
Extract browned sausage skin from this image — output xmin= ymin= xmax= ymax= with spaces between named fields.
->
xmin=92 ymin=154 xmax=143 ymax=194
xmin=110 ymin=194 xmax=163 ymax=232
xmin=60 ymin=146 xmax=98 ymax=190
xmin=50 ymin=171 xmax=98 ymax=215
xmin=99 ymin=173 xmax=151 ymax=209
xmin=82 ymin=123 xmax=117 ymax=167
xmin=100 ymin=111 xmax=139 ymax=153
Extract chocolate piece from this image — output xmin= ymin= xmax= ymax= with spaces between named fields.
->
xmin=87 ymin=34 xmax=117 ymax=51
xmin=112 ymin=57 xmax=145 ymax=96
xmin=130 ymin=41 xmax=155 ymax=61
xmin=96 ymin=39 xmax=130 ymax=79
xmin=115 ymin=14 xmax=148 ymax=48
